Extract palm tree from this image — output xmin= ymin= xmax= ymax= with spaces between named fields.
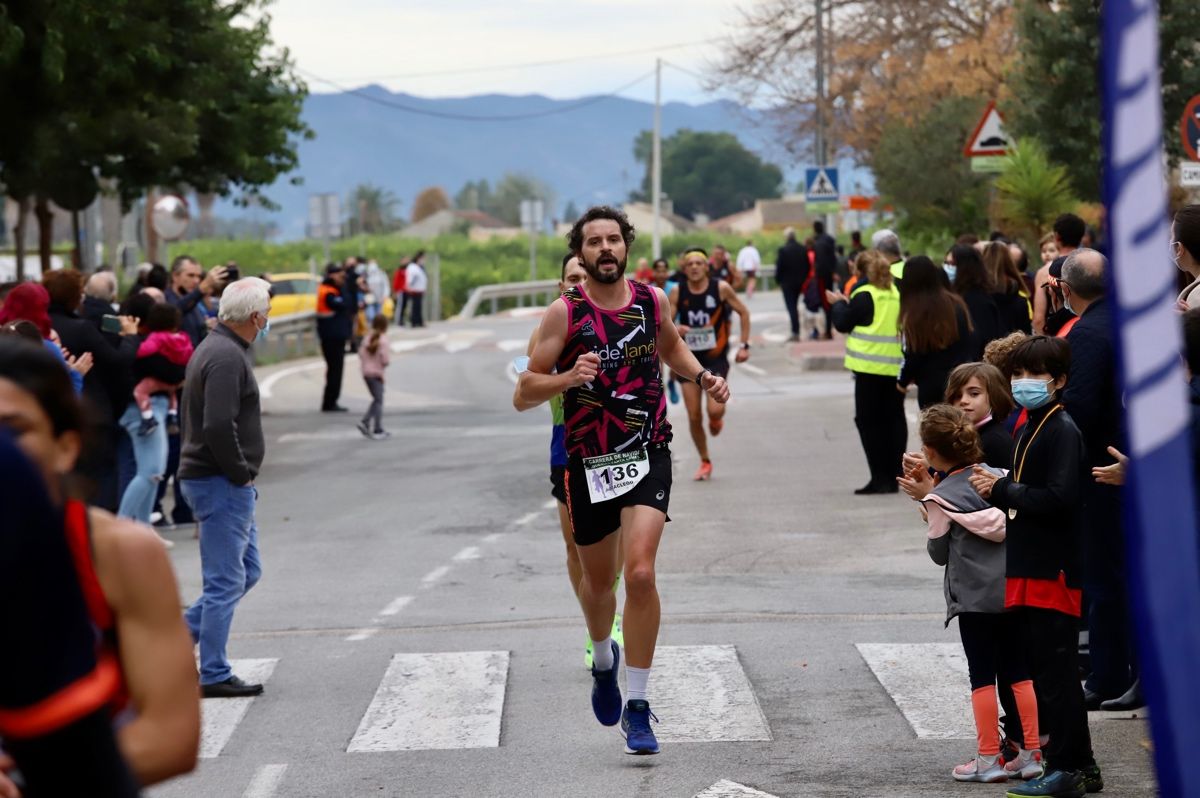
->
xmin=348 ymin=184 xmax=400 ymax=235
xmin=994 ymin=138 xmax=1077 ymax=240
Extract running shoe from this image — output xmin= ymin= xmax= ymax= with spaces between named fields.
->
xmin=1004 ymin=749 xmax=1045 ymax=781
xmin=667 ymin=379 xmax=680 ymax=404
xmin=590 ymin=640 xmax=622 ymax=726
xmin=137 ymin=416 xmax=159 ymax=437
xmin=620 ymin=699 xmax=660 ymax=755
xmin=694 ymin=461 xmax=713 ymax=481
xmin=954 ymin=755 xmax=1008 ymax=783
xmin=708 ymin=417 xmax=724 ymax=437
xmin=1006 ymin=769 xmax=1085 ymax=798
xmin=371 ymin=430 xmax=392 ymax=440
xmin=356 ymin=420 xmax=372 ymax=438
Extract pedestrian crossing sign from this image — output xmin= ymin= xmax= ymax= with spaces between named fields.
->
xmin=804 ymin=167 xmax=839 ymax=203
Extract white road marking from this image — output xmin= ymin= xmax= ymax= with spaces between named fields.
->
xmin=421 ymin=565 xmax=451 ymax=585
xmin=279 ymin=423 xmax=525 ymax=444
xmin=651 ymin=645 xmax=772 ymax=743
xmin=278 ymin=430 xmax=362 ymax=443
xmin=347 ymin=651 xmax=510 ymax=751
xmin=761 ymin=329 xmax=788 ymax=343
xmin=497 ymin=339 xmax=528 ymax=352
xmin=444 ymin=330 xmax=494 ymax=353
xmin=738 ymin=363 xmax=768 ymax=376
xmin=241 ymin=764 xmax=288 ymax=798
xmin=482 ymin=532 xmax=504 ymax=544
xmin=695 ymin=780 xmax=780 ymax=798
xmin=453 ymin=546 xmax=481 ymax=561
xmin=514 ymin=511 xmax=541 ymax=526
xmin=199 ymin=659 xmax=278 ymax=758
xmin=258 ymin=362 xmax=323 ymax=399
xmin=379 ymin=596 xmax=414 ymax=617
xmin=857 ymin=642 xmax=973 ymax=739
xmin=346 ymin=628 xmax=380 ymax=642
xmin=390 ymin=334 xmax=446 ymax=353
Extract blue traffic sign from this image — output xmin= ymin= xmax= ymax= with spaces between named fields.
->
xmin=804 ymin=167 xmax=839 ymax=202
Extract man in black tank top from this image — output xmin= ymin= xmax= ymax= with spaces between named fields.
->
xmin=670 ymin=248 xmax=752 ymax=482
xmin=519 ymin=207 xmax=730 ymax=757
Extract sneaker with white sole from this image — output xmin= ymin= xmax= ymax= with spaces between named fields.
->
xmin=1005 ymin=748 xmax=1046 ymax=781
xmin=953 ymin=754 xmax=1009 ymax=783
xmin=620 ymin=699 xmax=660 ymax=755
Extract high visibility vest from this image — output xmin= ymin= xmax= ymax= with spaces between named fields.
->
xmin=316 ymin=283 xmax=339 ymax=318
xmin=888 ymin=259 xmax=905 ymax=280
xmin=844 ymin=283 xmax=903 ymax=377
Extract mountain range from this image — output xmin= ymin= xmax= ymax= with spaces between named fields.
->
xmin=223 ymin=86 xmax=865 ymax=239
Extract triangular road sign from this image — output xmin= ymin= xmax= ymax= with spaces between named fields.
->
xmin=964 ymin=101 xmax=1009 ymax=157
xmin=805 ymin=167 xmax=839 ymax=201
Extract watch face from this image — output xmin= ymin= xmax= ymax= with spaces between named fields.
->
xmin=512 ymin=355 xmax=531 ymax=374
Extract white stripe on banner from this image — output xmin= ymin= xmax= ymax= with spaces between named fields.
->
xmin=347 ymin=651 xmax=509 ymax=752
xmin=856 ymin=643 xmax=973 ymax=739
xmin=200 ymin=659 xmax=279 ymax=758
xmin=651 ymin=645 xmax=771 ymax=743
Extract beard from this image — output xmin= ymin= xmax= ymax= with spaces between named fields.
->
xmin=583 ymin=251 xmax=627 ymax=284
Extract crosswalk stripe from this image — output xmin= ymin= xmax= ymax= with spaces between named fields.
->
xmin=856 ymin=643 xmax=973 ymax=739
xmin=347 ymin=651 xmax=510 ymax=752
xmin=200 ymin=658 xmax=279 ymax=758
xmin=241 ymin=764 xmax=287 ymax=798
xmin=694 ymin=780 xmax=780 ymax=798
xmin=651 ymin=645 xmax=771 ymax=743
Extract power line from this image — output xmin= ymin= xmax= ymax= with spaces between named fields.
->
xmin=297 ymin=68 xmax=656 ymax=122
xmin=323 ymin=38 xmax=723 ymax=82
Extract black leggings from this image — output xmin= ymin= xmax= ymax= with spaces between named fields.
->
xmin=853 ymin=372 xmax=907 ymax=487
xmin=958 ymin=612 xmax=1031 ymax=747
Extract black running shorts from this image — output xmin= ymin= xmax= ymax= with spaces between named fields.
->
xmin=563 ymin=446 xmax=672 ymax=547
xmin=550 ymin=464 xmax=566 ymax=504
xmin=695 ymin=353 xmax=730 ymax=380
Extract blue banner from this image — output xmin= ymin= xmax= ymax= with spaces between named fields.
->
xmin=1102 ymin=2 xmax=1200 ymax=795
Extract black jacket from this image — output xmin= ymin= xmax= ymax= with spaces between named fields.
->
xmin=775 ymin=240 xmax=810 ymax=289
xmin=830 ymin=290 xmax=874 ymax=332
xmin=978 ymin=416 xmax=1014 ymax=470
xmin=992 ymin=290 xmax=1032 ymax=336
xmin=989 ymin=403 xmax=1085 ymax=585
xmin=166 ymin=285 xmax=211 ymax=348
xmin=1063 ymin=299 xmax=1121 ymax=467
xmin=899 ymin=305 xmax=974 ymax=408
xmin=959 ymin=288 xmax=1002 ymax=357
xmin=812 ymin=233 xmax=838 ymax=279
xmin=317 ymin=278 xmax=353 ymax=341
xmin=48 ymin=304 xmax=138 ymax=425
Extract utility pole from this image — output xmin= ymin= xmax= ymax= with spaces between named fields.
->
xmin=652 ymin=57 xmax=663 ymax=259
xmin=814 ymin=0 xmax=828 ymax=228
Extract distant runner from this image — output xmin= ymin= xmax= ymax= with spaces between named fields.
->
xmin=670 ymin=248 xmax=751 ymax=481
xmin=519 ymin=206 xmax=730 ymax=756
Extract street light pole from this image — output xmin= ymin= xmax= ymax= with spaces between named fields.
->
xmin=652 ymin=57 xmax=663 ymax=260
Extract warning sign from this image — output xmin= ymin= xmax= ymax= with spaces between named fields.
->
xmin=964 ymin=101 xmax=1009 ymax=158
xmin=804 ymin=167 xmax=839 ymax=202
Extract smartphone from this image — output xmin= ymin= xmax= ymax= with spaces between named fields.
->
xmin=224 ymin=266 xmax=241 ymax=282
xmin=101 ymin=314 xmax=122 ymax=334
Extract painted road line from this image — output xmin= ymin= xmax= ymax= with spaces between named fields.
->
xmin=737 ymin=363 xmax=768 ymax=376
xmin=856 ymin=642 xmax=973 ymax=739
xmin=258 ymin=362 xmax=323 ymax=399
xmin=453 ymin=546 xmax=481 ymax=561
xmin=200 ymin=658 xmax=279 ymax=758
xmin=347 ymin=651 xmax=510 ymax=752
xmin=421 ymin=565 xmax=451 ymax=585
xmin=241 ymin=764 xmax=288 ymax=798
xmin=651 ymin=645 xmax=771 ymax=743
xmin=379 ymin=596 xmax=414 ymax=617
xmin=482 ymin=532 xmax=504 ymax=544
xmin=761 ymin=329 xmax=788 ymax=344
xmin=278 ymin=430 xmax=362 ymax=443
xmin=695 ymin=780 xmax=779 ymax=798
xmin=346 ymin=628 xmax=380 ymax=643
xmin=444 ymin=330 xmax=494 ymax=353
xmin=390 ymin=334 xmax=446 ymax=353
xmin=498 ymin=338 xmax=528 ymax=352
xmin=514 ymin=511 xmax=541 ymax=526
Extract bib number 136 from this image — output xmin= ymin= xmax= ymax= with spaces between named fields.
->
xmin=582 ymin=449 xmax=649 ymax=504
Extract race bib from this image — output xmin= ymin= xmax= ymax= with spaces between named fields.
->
xmin=582 ymin=449 xmax=649 ymax=504
xmin=685 ymin=326 xmax=717 ymax=351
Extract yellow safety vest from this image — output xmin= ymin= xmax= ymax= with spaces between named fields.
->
xmin=843 ymin=283 xmax=903 ymax=377
xmin=888 ymin=259 xmax=905 ymax=280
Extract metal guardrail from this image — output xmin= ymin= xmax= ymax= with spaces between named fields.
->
xmin=457 ymin=265 xmax=779 ymax=318
xmin=252 ymin=310 xmax=318 ymax=365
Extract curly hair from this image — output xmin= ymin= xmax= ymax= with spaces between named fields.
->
xmin=919 ymin=404 xmax=984 ymax=465
xmin=982 ymin=332 xmax=1028 ymax=378
xmin=566 ymin=205 xmax=635 ymax=254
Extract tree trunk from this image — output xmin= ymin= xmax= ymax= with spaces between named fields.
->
xmin=35 ymin=195 xmax=54 ymax=277
xmin=13 ymin=197 xmax=29 ymax=282
xmin=196 ymin=191 xmax=217 ymax=239
xmin=71 ymin=210 xmax=82 ymax=269
xmin=144 ymin=189 xmax=159 ymax=264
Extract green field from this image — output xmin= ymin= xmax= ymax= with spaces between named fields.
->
xmin=180 ymin=230 xmax=793 ymax=317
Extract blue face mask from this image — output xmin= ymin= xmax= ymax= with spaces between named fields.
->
xmin=943 ymin=263 xmax=957 ymax=282
xmin=255 ymin=317 xmax=270 ymax=343
xmin=1011 ymin=378 xmax=1055 ymax=410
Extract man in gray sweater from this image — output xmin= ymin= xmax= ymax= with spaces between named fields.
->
xmin=179 ymin=277 xmax=271 ymax=698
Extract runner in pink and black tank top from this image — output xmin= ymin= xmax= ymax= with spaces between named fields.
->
xmin=519 ymin=205 xmax=731 ymax=757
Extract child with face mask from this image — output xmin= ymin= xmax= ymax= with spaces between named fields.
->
xmin=967 ymin=335 xmax=1103 ymax=797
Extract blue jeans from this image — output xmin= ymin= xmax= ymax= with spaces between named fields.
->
xmin=116 ymin=397 xmax=169 ymax=523
xmin=181 ymin=476 xmax=263 ymax=685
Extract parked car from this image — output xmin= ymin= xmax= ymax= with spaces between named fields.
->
xmin=265 ymin=271 xmax=394 ymax=318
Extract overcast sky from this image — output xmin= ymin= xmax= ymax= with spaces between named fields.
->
xmin=268 ymin=0 xmax=743 ymax=105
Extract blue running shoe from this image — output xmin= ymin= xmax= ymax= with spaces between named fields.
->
xmin=667 ymin=379 xmax=680 ymax=404
xmin=590 ymin=640 xmax=622 ymax=726
xmin=620 ymin=699 xmax=660 ymax=755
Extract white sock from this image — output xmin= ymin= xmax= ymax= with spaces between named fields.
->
xmin=141 ymin=409 xmax=153 ymax=420
xmin=626 ymin=665 xmax=650 ymax=702
xmin=591 ymin=636 xmax=614 ymax=670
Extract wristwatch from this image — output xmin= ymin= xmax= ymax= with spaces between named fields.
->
xmin=694 ymin=368 xmax=712 ymax=386
xmin=740 ymin=342 xmax=751 ymax=350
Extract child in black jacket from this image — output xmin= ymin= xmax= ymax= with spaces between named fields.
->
xmin=968 ymin=335 xmax=1103 ymax=797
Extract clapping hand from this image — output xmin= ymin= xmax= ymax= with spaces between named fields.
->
xmin=968 ymin=465 xmax=999 ymax=499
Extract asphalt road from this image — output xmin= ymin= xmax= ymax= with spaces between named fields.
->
xmin=150 ymin=291 xmax=1156 ymax=798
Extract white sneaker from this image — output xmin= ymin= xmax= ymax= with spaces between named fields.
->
xmin=952 ymin=754 xmax=1008 ymax=783
xmin=371 ymin=430 xmax=392 ymax=440
xmin=150 ymin=511 xmax=164 ymax=524
xmin=1004 ymin=748 xmax=1045 ymax=780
